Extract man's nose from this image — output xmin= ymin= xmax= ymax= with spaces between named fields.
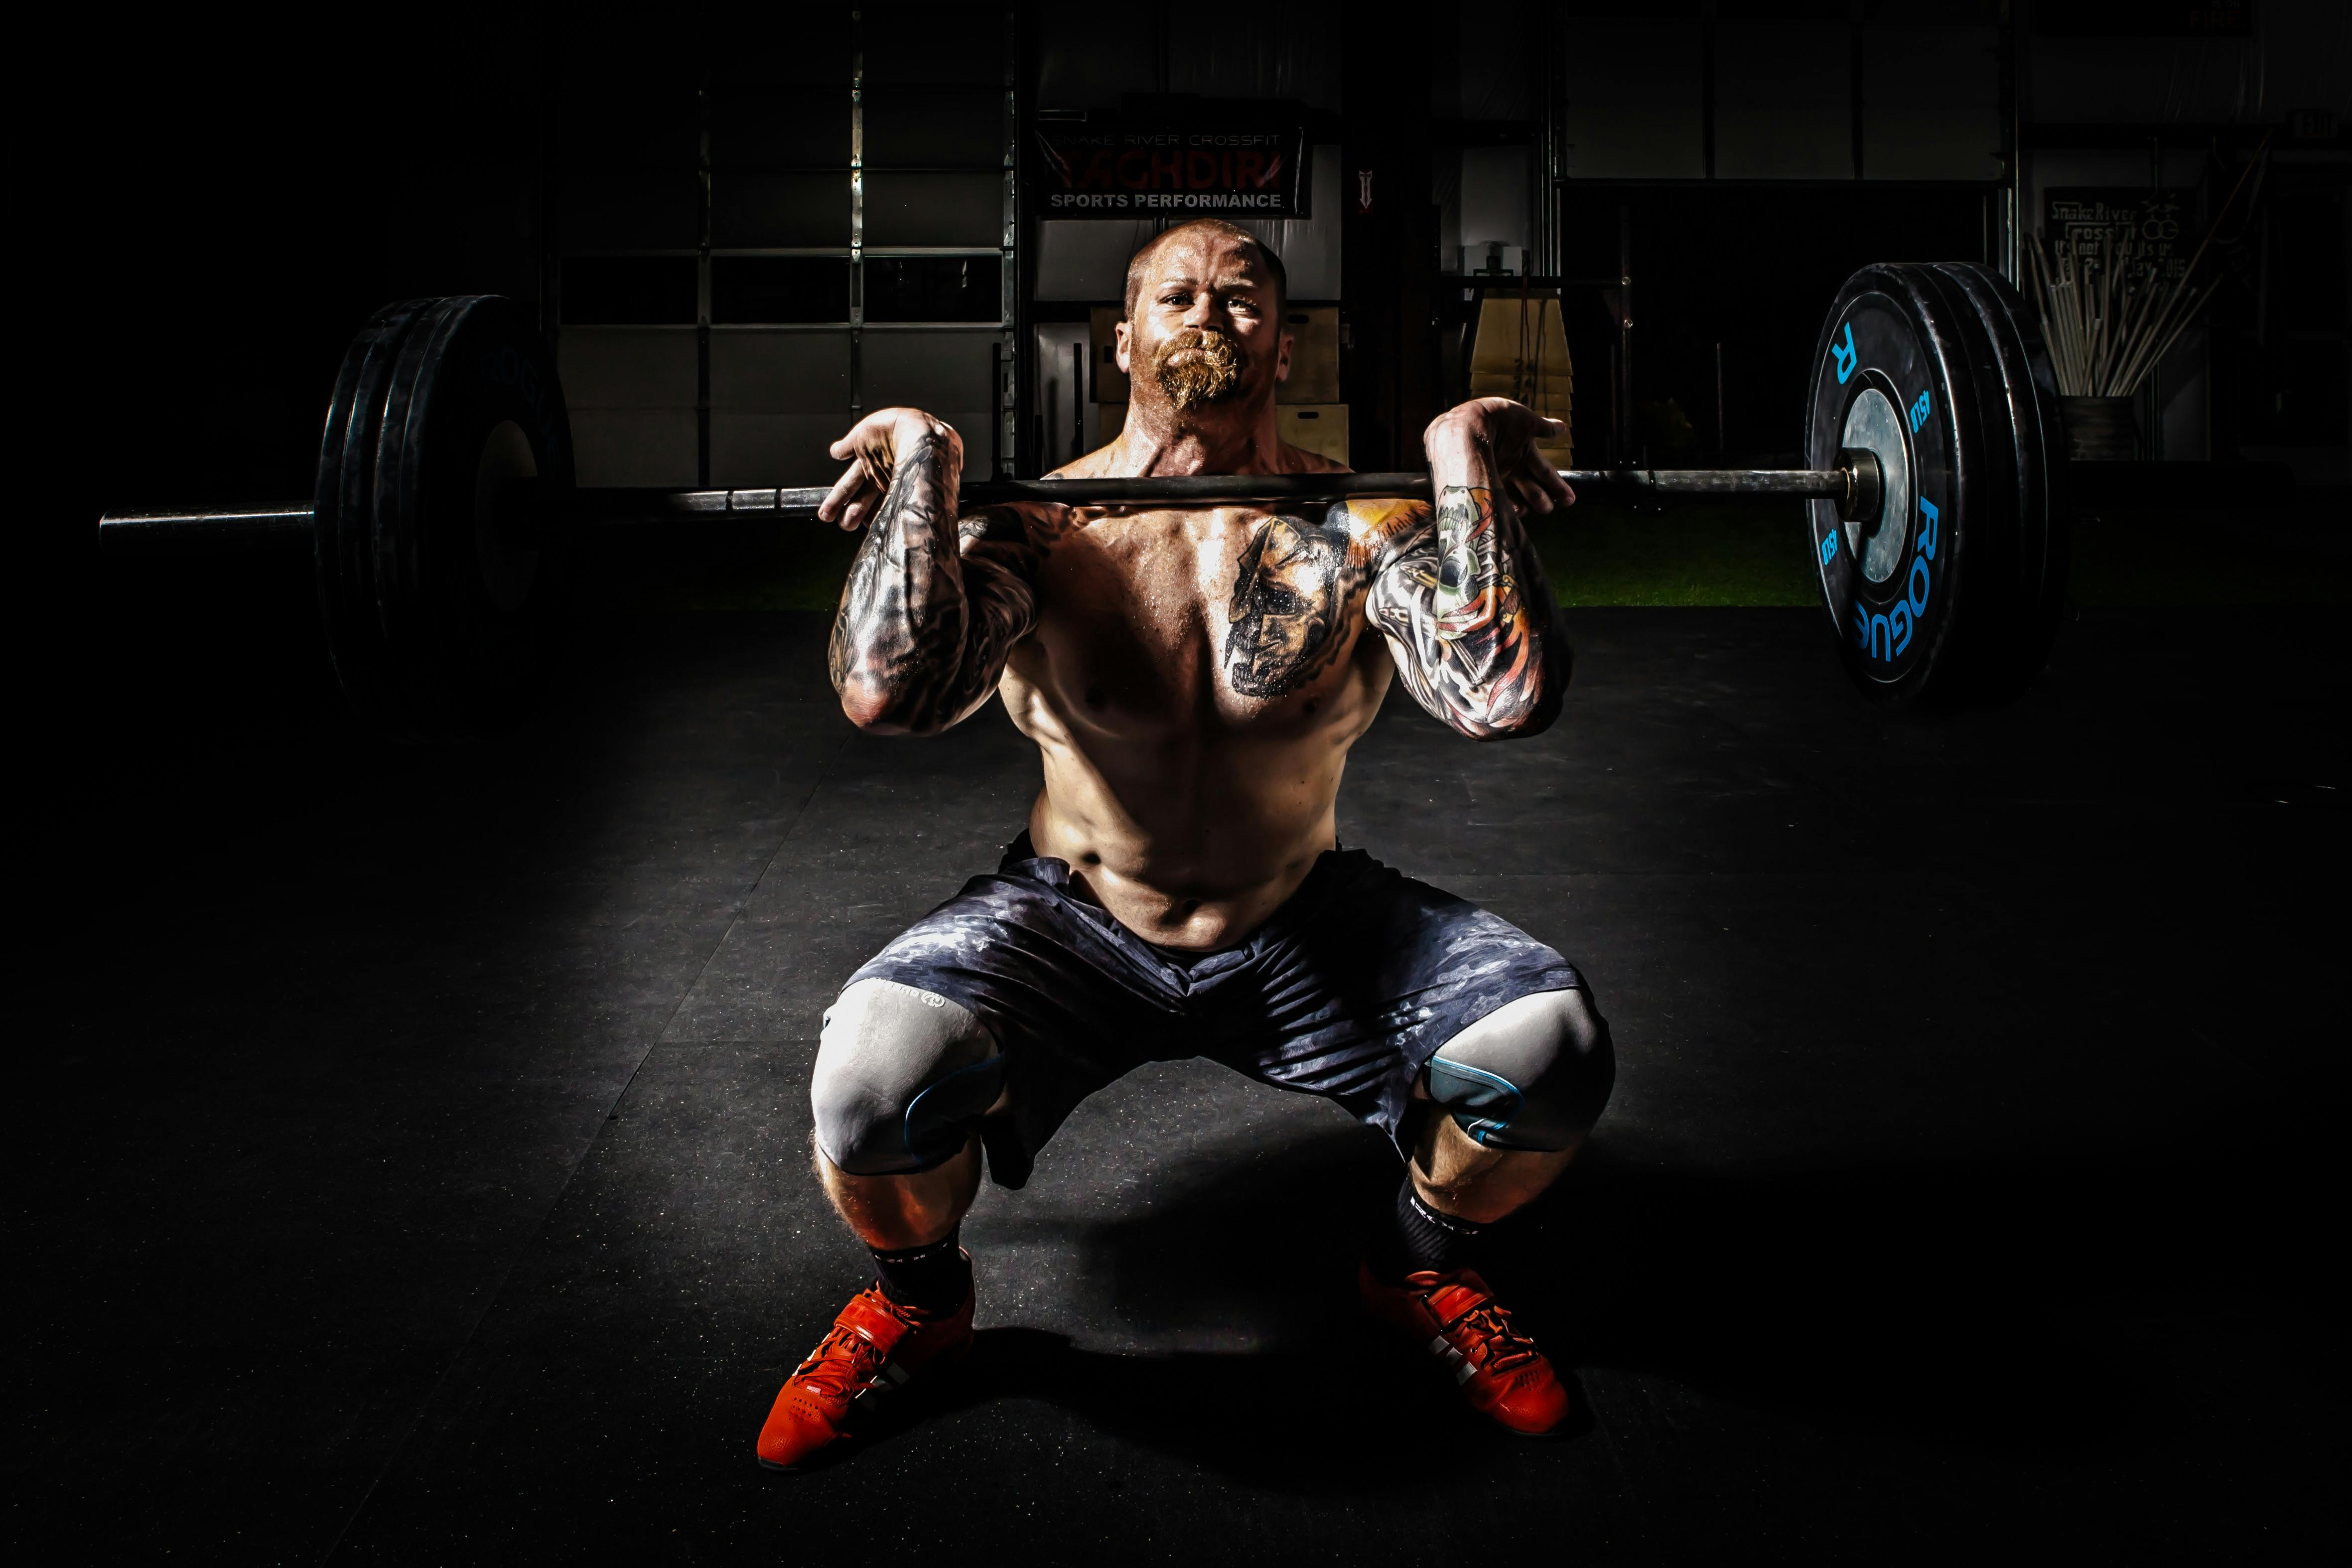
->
xmin=1181 ymin=295 xmax=1222 ymax=327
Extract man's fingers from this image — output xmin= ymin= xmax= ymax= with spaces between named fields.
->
xmin=818 ymin=460 xmax=869 ymax=527
xmin=1529 ymin=445 xmax=1572 ymax=509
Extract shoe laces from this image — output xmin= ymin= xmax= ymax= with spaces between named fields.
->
xmin=791 ymin=1321 xmax=891 ymax=1400
xmin=1447 ymin=1297 xmax=1541 ymax=1373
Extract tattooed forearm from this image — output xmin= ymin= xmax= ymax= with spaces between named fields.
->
xmin=828 ymin=431 xmax=1045 ymax=733
xmin=1368 ymin=480 xmax=1568 ymax=738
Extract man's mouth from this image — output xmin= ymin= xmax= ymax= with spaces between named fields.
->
xmin=1154 ymin=331 xmax=1244 ymax=408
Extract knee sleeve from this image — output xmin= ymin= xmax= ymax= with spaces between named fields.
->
xmin=811 ymin=979 xmax=1004 ymax=1176
xmin=1426 ymin=988 xmax=1614 ymax=1151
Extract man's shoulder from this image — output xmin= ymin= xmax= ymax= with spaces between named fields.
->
xmin=1042 ymin=447 xmax=1118 ymax=480
xmin=1275 ymin=441 xmax=1352 ymax=475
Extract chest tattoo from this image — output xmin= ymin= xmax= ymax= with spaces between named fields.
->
xmin=1222 ymin=505 xmax=1365 ymax=698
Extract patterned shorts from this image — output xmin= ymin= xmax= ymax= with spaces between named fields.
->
xmin=844 ymin=833 xmax=1589 ymax=1184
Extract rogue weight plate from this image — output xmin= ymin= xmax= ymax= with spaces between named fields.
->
xmin=1806 ymin=265 xmax=1985 ymax=706
xmin=1931 ymin=262 xmax=2069 ymax=698
xmin=1911 ymin=264 xmax=2029 ymax=701
xmin=322 ymin=295 xmax=573 ymax=738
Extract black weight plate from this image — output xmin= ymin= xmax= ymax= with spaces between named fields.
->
xmin=369 ymin=295 xmax=574 ymax=738
xmin=1805 ymin=265 xmax=1984 ymax=705
xmin=1912 ymin=263 xmax=2032 ymax=701
xmin=1932 ymin=262 xmax=2070 ymax=694
xmin=313 ymin=299 xmax=436 ymax=732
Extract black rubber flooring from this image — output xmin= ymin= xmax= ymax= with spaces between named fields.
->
xmin=19 ymin=607 xmax=2345 ymax=1563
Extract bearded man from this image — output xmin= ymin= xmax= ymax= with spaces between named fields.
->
xmin=758 ymin=218 xmax=1614 ymax=1470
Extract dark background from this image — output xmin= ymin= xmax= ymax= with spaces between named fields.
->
xmin=16 ymin=6 xmax=2350 ymax=1560
xmin=25 ymin=11 xmax=2349 ymax=1089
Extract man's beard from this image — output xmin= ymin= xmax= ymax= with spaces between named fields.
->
xmin=1149 ymin=327 xmax=1244 ymax=410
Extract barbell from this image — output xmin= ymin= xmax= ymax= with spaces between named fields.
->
xmin=97 ymin=263 xmax=2068 ymax=737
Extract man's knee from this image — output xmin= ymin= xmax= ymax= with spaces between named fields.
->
xmin=811 ymin=979 xmax=1003 ymax=1176
xmin=1426 ymin=988 xmax=1614 ymax=1152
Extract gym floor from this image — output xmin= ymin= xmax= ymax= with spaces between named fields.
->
xmin=23 ymin=568 xmax=2347 ymax=1561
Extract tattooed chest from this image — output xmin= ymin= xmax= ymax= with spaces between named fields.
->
xmin=1031 ymin=505 xmax=1379 ymax=717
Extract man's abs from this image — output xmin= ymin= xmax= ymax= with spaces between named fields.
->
xmin=996 ymin=501 xmax=1400 ymax=950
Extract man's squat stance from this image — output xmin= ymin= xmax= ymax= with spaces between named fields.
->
xmin=759 ymin=220 xmax=1614 ymax=1469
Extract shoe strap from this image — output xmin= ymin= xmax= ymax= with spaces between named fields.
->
xmin=1426 ymin=1280 xmax=1493 ymax=1329
xmin=837 ymin=1290 xmax=916 ymax=1349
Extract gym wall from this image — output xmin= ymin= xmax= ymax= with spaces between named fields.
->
xmin=43 ymin=1 xmax=2350 ymax=579
xmin=552 ymin=9 xmax=1015 ymax=492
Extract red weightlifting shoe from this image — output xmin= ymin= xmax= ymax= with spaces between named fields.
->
xmin=756 ymin=1273 xmax=974 ymax=1471
xmin=1358 ymin=1261 xmax=1573 ymax=1436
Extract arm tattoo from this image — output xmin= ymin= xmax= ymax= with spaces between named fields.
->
xmin=827 ymin=432 xmax=1049 ymax=733
xmin=1367 ymin=479 xmax=1569 ymax=739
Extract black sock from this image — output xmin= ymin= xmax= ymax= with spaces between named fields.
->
xmin=870 ymin=1227 xmax=969 ymax=1313
xmin=1373 ymin=1176 xmax=1486 ymax=1283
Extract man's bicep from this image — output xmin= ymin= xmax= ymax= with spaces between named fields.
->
xmin=932 ymin=504 xmax=1055 ymax=725
xmin=955 ymin=504 xmax=1057 ymax=641
xmin=1367 ymin=539 xmax=1465 ymax=727
xmin=1368 ymin=536 xmax=1555 ymax=740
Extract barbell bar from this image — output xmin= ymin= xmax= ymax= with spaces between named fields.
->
xmin=98 ymin=461 xmax=1880 ymax=552
xmin=92 ymin=263 xmax=2068 ymax=737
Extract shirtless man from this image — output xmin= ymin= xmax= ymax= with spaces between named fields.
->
xmin=757 ymin=219 xmax=1615 ymax=1470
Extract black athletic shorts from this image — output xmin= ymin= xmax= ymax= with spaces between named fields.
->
xmin=843 ymin=833 xmax=1586 ymax=1186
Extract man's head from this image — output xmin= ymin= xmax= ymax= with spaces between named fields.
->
xmin=1117 ymin=219 xmax=1292 ymax=423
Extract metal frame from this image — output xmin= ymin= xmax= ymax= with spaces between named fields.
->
xmin=539 ymin=5 xmax=1022 ymax=482
xmin=849 ymin=20 xmax=864 ymax=418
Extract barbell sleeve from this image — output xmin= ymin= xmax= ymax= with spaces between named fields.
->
xmin=96 ymin=503 xmax=315 ymax=554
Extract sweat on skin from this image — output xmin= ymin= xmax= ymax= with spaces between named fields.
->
xmin=811 ymin=214 xmax=1587 ymax=1223
xmin=752 ymin=221 xmax=1613 ymax=1470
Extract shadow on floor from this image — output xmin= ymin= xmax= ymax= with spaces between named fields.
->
xmin=893 ymin=1121 xmax=2327 ymax=1490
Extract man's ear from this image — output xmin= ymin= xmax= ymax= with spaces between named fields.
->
xmin=1114 ymin=319 xmax=1131 ymax=375
xmin=1275 ymin=329 xmax=1294 ymax=384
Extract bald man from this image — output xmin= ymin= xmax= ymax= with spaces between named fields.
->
xmin=758 ymin=219 xmax=1614 ymax=1470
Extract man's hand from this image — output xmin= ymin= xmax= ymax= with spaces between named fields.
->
xmin=819 ymin=409 xmax=963 ymax=532
xmin=1424 ymin=399 xmax=1573 ymax=518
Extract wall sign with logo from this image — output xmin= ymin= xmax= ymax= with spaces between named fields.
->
xmin=1032 ymin=121 xmax=1310 ymax=218
xmin=2045 ymin=188 xmax=2198 ymax=286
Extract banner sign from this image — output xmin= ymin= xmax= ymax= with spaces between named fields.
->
xmin=1032 ymin=121 xmax=1310 ymax=218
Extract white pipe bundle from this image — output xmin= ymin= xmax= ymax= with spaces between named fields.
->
xmin=2028 ymin=135 xmax=2268 ymax=401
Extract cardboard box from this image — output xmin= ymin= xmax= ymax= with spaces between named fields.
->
xmin=1278 ymin=305 xmax=1340 ymax=404
xmin=1089 ymin=306 xmax=1129 ymax=403
xmin=1278 ymin=404 xmax=1349 ymax=464
xmin=1467 ymin=294 xmax=1572 ymax=466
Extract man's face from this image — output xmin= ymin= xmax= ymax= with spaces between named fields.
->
xmin=1116 ymin=231 xmax=1292 ymax=420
